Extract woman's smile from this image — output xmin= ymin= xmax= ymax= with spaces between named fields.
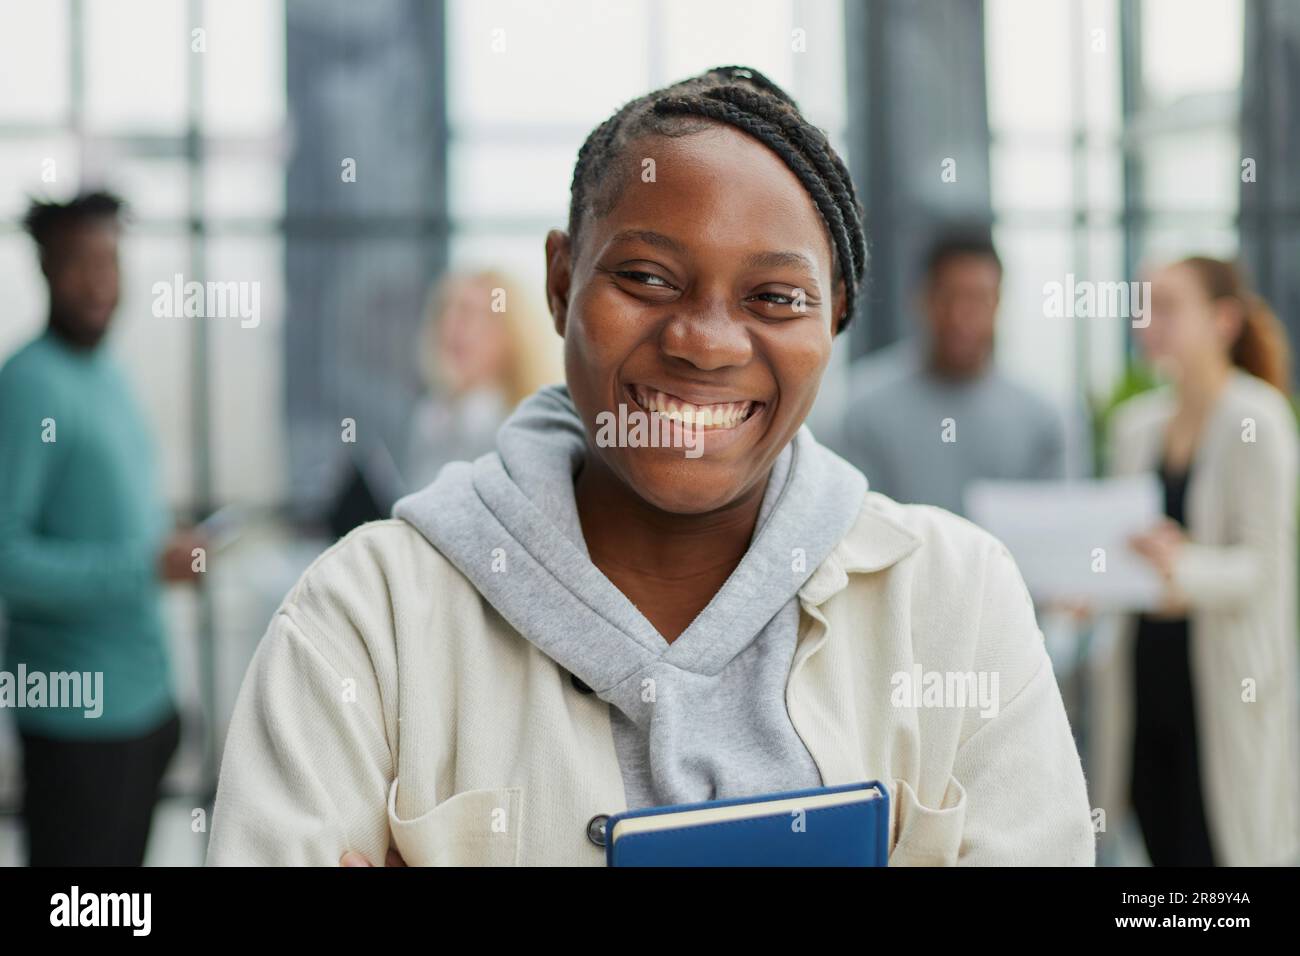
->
xmin=621 ymin=381 xmax=768 ymax=457
xmin=627 ymin=382 xmax=763 ymax=429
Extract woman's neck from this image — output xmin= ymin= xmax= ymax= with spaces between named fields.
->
xmin=1162 ymin=354 xmax=1233 ymax=472
xmin=574 ymin=455 xmax=768 ymax=643
xmin=1173 ymin=353 xmax=1233 ymax=419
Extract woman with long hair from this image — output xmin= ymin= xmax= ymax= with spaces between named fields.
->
xmin=1094 ymin=256 xmax=1300 ymax=866
xmin=404 ymin=269 xmax=560 ymax=490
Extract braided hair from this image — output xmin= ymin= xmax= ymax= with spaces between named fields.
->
xmin=567 ymin=65 xmax=867 ymax=333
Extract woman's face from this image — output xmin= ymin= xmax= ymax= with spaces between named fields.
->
xmin=437 ymin=277 xmax=511 ymax=394
xmin=1141 ymin=262 xmax=1236 ymax=379
xmin=546 ymin=124 xmax=842 ymax=515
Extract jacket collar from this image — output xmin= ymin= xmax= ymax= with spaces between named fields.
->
xmin=798 ymin=495 xmax=924 ymax=607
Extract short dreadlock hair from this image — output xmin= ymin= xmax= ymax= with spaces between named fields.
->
xmin=23 ymin=191 xmax=126 ymax=256
xmin=566 ymin=65 xmax=867 ymax=333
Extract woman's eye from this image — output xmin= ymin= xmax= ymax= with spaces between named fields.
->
xmin=616 ymin=270 xmax=674 ymax=289
xmin=748 ymin=289 xmax=811 ymax=317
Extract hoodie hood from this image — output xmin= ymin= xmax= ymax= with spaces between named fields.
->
xmin=394 ymin=382 xmax=865 ymax=689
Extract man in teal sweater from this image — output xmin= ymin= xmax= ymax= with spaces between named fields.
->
xmin=0 ymin=192 xmax=203 ymax=865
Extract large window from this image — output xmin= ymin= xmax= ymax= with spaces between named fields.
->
xmin=986 ymin=0 xmax=1125 ymax=416
xmin=1130 ymin=0 xmax=1244 ymax=264
xmin=0 ymin=0 xmax=288 ymax=510
xmin=985 ymin=0 xmax=1244 ymax=419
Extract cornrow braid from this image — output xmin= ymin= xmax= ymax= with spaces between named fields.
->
xmin=693 ymin=84 xmax=866 ymax=288
xmin=566 ymin=65 xmax=867 ymax=333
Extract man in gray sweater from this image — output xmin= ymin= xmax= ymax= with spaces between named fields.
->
xmin=834 ymin=231 xmax=1065 ymax=517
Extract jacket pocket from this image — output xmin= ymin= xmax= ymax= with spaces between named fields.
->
xmin=888 ymin=776 xmax=967 ymax=866
xmin=387 ymin=780 xmax=523 ymax=866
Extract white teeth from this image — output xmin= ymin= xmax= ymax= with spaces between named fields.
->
xmin=632 ymin=386 xmax=755 ymax=429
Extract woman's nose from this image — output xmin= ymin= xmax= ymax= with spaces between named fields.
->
xmin=659 ymin=302 xmax=753 ymax=371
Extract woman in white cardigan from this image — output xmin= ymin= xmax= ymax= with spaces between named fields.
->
xmin=208 ymin=66 xmax=1094 ymax=867
xmin=1092 ymin=256 xmax=1300 ymax=866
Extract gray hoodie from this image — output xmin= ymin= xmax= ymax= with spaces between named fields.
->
xmin=392 ymin=384 xmax=867 ymax=809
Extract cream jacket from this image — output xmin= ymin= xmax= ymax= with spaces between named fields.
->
xmin=1090 ymin=370 xmax=1300 ymax=865
xmin=207 ymin=491 xmax=1096 ymax=866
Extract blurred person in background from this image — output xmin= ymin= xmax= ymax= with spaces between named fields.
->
xmin=833 ymin=230 xmax=1065 ymax=516
xmin=1092 ymin=256 xmax=1299 ymax=866
xmin=403 ymin=269 xmax=561 ymax=490
xmin=0 ymin=192 xmax=204 ymax=866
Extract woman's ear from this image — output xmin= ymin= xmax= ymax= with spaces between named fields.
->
xmin=545 ymin=229 xmax=573 ymax=337
xmin=831 ymin=276 xmax=848 ymax=334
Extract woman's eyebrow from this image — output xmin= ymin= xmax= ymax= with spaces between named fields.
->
xmin=611 ymin=230 xmax=816 ymax=276
xmin=744 ymin=249 xmax=817 ymax=273
xmin=609 ymin=229 xmax=686 ymax=255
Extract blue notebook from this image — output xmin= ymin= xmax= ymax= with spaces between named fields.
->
xmin=605 ymin=781 xmax=888 ymax=867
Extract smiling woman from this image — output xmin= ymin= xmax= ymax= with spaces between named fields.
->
xmin=206 ymin=66 xmax=1096 ymax=867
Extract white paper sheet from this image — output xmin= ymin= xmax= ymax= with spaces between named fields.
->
xmin=965 ymin=474 xmax=1165 ymax=612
